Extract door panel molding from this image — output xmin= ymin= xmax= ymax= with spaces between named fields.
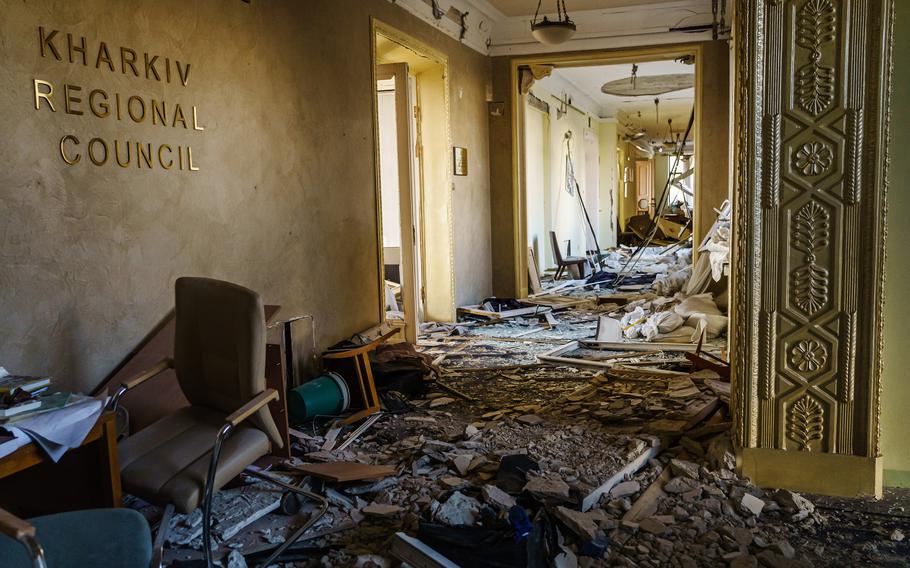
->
xmin=731 ymin=0 xmax=894 ymax=497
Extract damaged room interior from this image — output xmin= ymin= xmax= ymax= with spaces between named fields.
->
xmin=0 ymin=1 xmax=908 ymax=567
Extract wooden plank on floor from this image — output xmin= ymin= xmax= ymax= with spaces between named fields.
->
xmin=623 ymin=466 xmax=672 ymax=522
xmin=582 ymin=443 xmax=660 ymax=512
xmin=391 ymin=532 xmax=461 ymax=568
xmin=294 ymin=461 xmax=396 ymax=482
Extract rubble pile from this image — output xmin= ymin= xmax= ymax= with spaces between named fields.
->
xmin=153 ymin=362 xmax=907 ymax=567
xmin=147 ymin=237 xmax=908 ymax=567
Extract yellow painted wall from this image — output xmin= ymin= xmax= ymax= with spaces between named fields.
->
xmin=598 ymin=120 xmax=618 ymax=248
xmin=881 ymin=3 xmax=910 ymax=487
xmin=416 ymin=66 xmax=455 ymax=321
xmin=619 ymin=142 xmax=639 ymax=230
xmin=523 ymin=86 xmax=599 ymax=269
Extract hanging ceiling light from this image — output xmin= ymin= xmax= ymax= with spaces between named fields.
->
xmin=531 ymin=0 xmax=576 ymax=45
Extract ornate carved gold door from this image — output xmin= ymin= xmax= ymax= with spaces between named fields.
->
xmin=731 ymin=0 xmax=894 ymax=497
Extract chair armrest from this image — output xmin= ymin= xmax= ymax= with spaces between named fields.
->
xmin=0 ymin=508 xmax=34 ymax=541
xmin=225 ymin=388 xmax=279 ymax=427
xmin=122 ymin=358 xmax=174 ymax=390
xmin=108 ymin=358 xmax=173 ymax=411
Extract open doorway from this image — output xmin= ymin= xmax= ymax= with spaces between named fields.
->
xmin=371 ymin=21 xmax=455 ymax=342
xmin=517 ymin=43 xmax=731 ymax=349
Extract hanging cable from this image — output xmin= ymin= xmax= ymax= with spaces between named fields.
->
xmin=612 ymin=107 xmax=695 ymax=285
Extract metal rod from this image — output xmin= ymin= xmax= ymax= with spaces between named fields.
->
xmin=107 ymin=385 xmax=128 ymax=412
xmin=151 ymin=503 xmax=175 ymax=568
xmin=335 ymin=413 xmax=382 ymax=452
xmin=242 ymin=469 xmax=329 ymax=568
xmin=202 ymin=423 xmax=232 ymax=568
xmin=21 ymin=535 xmax=47 ymax=568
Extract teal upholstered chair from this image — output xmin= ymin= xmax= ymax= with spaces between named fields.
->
xmin=0 ymin=507 xmax=152 ymax=568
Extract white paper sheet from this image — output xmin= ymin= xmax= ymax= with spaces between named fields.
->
xmin=1 ymin=398 xmax=103 ymax=462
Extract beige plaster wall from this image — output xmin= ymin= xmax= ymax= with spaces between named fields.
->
xmin=695 ymin=40 xmax=731 ymax=246
xmin=488 ymin=56 xmax=517 ymax=297
xmin=0 ymin=0 xmax=492 ymax=392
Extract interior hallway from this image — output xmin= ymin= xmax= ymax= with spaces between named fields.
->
xmin=0 ymin=1 xmax=908 ymax=567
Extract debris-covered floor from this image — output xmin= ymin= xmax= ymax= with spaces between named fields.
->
xmin=142 ymin=242 xmax=908 ymax=568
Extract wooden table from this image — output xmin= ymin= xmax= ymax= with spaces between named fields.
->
xmin=0 ymin=411 xmax=121 ymax=516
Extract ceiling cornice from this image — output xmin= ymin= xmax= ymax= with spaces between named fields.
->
xmin=384 ymin=0 xmax=717 ymax=57
xmin=386 ymin=0 xmax=498 ymax=54
xmin=489 ymin=0 xmax=715 ymax=56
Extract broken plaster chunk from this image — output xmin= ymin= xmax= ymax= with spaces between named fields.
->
xmin=733 ymin=527 xmax=754 ymax=546
xmin=481 ymin=484 xmax=517 ymax=512
xmin=772 ymin=489 xmax=815 ymax=521
xmin=680 ymin=437 xmax=706 ymax=457
xmin=728 ymin=554 xmax=758 ymax=568
xmin=429 ymin=397 xmax=456 ymax=408
xmin=664 ymin=476 xmax=700 ymax=494
xmin=453 ymin=454 xmax=474 ymax=475
xmin=740 ymin=493 xmax=765 ymax=517
xmin=362 ymin=503 xmax=402 ymax=518
xmin=638 ymin=517 xmax=668 ymax=535
xmin=225 ymin=549 xmax=248 ymax=568
xmin=523 ymin=475 xmax=570 ymax=500
xmin=891 ymin=528 xmax=906 ymax=542
xmin=464 ymin=424 xmax=480 ymax=438
xmin=770 ymin=540 xmax=795 ymax=559
xmin=435 ymin=491 xmax=482 ymax=526
xmin=554 ymin=506 xmax=601 ymax=541
xmin=669 ymin=458 xmax=701 ymax=480
xmin=355 ymin=555 xmax=392 ymax=568
xmin=440 ymin=476 xmax=469 ymax=489
xmin=516 ymin=414 xmax=544 ymax=426
xmin=553 ymin=547 xmax=578 ymax=568
xmin=610 ymin=480 xmax=641 ymax=498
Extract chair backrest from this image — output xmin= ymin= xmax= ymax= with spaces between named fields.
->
xmin=549 ymin=231 xmax=564 ymax=264
xmin=174 ymin=277 xmax=282 ymax=446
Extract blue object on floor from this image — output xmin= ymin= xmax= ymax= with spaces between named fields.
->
xmin=287 ymin=371 xmax=350 ymax=421
xmin=508 ymin=505 xmax=533 ymax=541
xmin=0 ymin=508 xmax=152 ymax=568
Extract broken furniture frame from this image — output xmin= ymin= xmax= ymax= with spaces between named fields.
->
xmin=110 ymin=361 xmax=328 ymax=568
xmin=0 ymin=508 xmax=45 ymax=568
xmin=456 ymin=304 xmax=553 ymax=322
xmin=321 ymin=329 xmax=398 ymax=426
xmin=537 ymin=340 xmax=699 ymax=370
xmin=685 ymin=349 xmax=730 ymax=380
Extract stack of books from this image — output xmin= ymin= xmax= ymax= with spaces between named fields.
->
xmin=0 ymin=375 xmax=52 ymax=419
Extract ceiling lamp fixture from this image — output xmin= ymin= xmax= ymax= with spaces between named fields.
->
xmin=531 ymin=0 xmax=576 ymax=45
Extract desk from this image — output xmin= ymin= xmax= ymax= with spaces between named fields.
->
xmin=0 ymin=412 xmax=121 ymax=516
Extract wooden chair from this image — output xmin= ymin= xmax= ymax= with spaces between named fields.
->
xmin=549 ymin=231 xmax=587 ymax=280
xmin=321 ymin=329 xmax=399 ymax=426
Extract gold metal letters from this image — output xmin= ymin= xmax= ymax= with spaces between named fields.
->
xmin=35 ymin=26 xmax=203 ymax=172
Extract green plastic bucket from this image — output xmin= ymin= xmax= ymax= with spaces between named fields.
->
xmin=288 ymin=372 xmax=350 ymax=421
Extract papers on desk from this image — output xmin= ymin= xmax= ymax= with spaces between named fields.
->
xmin=0 ymin=396 xmax=104 ymax=461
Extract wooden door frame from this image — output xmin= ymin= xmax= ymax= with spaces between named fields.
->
xmin=509 ymin=43 xmax=705 ymax=297
xmin=375 ymin=63 xmax=419 ymax=343
xmin=370 ymin=19 xmax=454 ymax=339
